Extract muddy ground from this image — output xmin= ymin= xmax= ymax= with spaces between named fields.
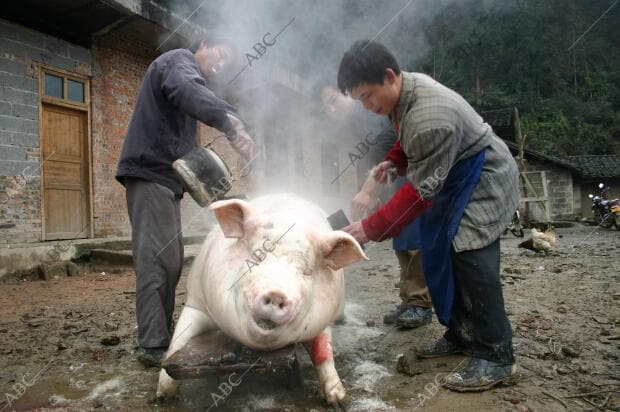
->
xmin=0 ymin=225 xmax=618 ymax=411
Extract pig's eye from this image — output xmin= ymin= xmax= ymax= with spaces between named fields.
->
xmin=303 ymin=268 xmax=313 ymax=276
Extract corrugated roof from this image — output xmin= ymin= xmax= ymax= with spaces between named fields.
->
xmin=561 ymin=155 xmax=620 ymax=179
xmin=480 ymin=108 xmax=516 ymax=142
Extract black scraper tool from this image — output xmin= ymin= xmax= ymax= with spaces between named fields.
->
xmin=327 ymin=209 xmax=350 ymax=230
xmin=327 ymin=209 xmax=366 ymax=250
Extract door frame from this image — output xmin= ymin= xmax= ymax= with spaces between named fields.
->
xmin=38 ymin=65 xmax=93 ymax=240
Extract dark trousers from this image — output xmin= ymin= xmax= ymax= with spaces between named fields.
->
xmin=125 ymin=178 xmax=184 ymax=349
xmin=445 ymin=237 xmax=514 ymax=364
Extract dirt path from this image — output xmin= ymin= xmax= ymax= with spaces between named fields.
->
xmin=0 ymin=225 xmax=618 ymax=411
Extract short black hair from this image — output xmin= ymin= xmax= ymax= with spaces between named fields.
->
xmin=337 ymin=40 xmax=401 ymax=94
xmin=188 ymin=34 xmax=235 ymax=54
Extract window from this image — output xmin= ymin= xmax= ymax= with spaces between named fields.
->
xmin=41 ymin=69 xmax=88 ymax=106
xmin=44 ymin=73 xmax=63 ymax=98
xmin=67 ymin=79 xmax=84 ymax=103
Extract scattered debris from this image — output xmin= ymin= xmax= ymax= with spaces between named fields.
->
xmin=100 ymin=336 xmax=120 ymax=346
xmin=396 ymin=352 xmax=421 ymax=376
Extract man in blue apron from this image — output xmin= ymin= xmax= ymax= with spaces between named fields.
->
xmin=338 ymin=40 xmax=519 ymax=392
xmin=320 ymin=85 xmax=432 ymax=328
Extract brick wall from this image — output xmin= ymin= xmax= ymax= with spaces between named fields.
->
xmin=90 ymin=34 xmax=247 ymax=239
xmin=1 ymin=17 xmax=283 ymax=243
xmin=90 ymin=34 xmax=154 ymax=237
xmin=0 ymin=19 xmax=91 ymax=243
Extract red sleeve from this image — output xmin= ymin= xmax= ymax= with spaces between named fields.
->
xmin=361 ymin=183 xmax=431 ymax=241
xmin=384 ymin=140 xmax=407 ymax=176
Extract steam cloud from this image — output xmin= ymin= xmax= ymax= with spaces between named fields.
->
xmin=161 ymin=0 xmax=510 ymax=214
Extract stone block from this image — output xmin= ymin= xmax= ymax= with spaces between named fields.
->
xmin=0 ymin=145 xmax=27 ymax=161
xmin=0 ymin=101 xmax=10 ymax=116
xmin=11 ymin=132 xmax=39 ymax=148
xmin=0 ymin=57 xmax=26 ymax=76
xmin=0 ymin=159 xmax=39 ymax=176
xmin=0 ymin=86 xmax=38 ymax=106
xmin=0 ymin=20 xmax=18 ymax=41
xmin=12 ymin=103 xmax=38 ymax=120
xmin=69 ymin=46 xmax=91 ymax=63
xmin=18 ymin=29 xmax=47 ymax=49
xmin=0 ymin=72 xmax=37 ymax=92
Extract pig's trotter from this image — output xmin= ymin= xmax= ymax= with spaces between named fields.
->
xmin=304 ymin=329 xmax=346 ymax=404
xmin=156 ymin=306 xmax=215 ymax=398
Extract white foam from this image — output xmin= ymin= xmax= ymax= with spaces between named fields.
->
xmin=349 ymin=396 xmax=395 ymax=411
xmin=352 ymin=360 xmax=390 ymax=393
xmin=86 ymin=377 xmax=124 ymax=400
xmin=335 ymin=303 xmax=383 ymax=341
xmin=343 ymin=302 xmax=369 ymax=326
xmin=241 ymin=395 xmax=277 ymax=411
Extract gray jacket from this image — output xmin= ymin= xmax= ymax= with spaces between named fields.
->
xmin=393 ymin=72 xmax=519 ymax=251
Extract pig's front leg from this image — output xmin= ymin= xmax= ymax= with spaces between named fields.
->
xmin=157 ymin=306 xmax=216 ymax=398
xmin=303 ymin=327 xmax=346 ymax=405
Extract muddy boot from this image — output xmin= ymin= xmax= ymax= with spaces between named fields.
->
xmin=396 ymin=306 xmax=432 ymax=329
xmin=442 ymin=358 xmax=516 ymax=392
xmin=417 ymin=337 xmax=465 ymax=358
xmin=383 ymin=306 xmax=407 ymax=324
xmin=137 ymin=347 xmax=167 ymax=367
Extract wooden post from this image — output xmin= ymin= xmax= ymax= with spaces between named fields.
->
xmin=514 ymin=107 xmax=526 ymax=172
xmin=540 ymin=171 xmax=551 ymax=222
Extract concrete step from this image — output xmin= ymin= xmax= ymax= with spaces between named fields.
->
xmin=90 ymin=244 xmax=203 ymax=266
xmin=0 ymin=234 xmax=207 ymax=279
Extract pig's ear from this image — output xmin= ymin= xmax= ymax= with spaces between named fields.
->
xmin=320 ymin=231 xmax=369 ymax=270
xmin=209 ymin=199 xmax=260 ymax=239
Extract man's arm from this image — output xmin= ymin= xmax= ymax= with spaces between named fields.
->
xmin=384 ymin=140 xmax=407 ymax=175
xmin=361 ymin=182 xmax=431 ymax=241
xmin=161 ymin=59 xmax=238 ymax=139
xmin=373 ymin=139 xmax=407 ymax=184
xmin=351 ymin=171 xmax=382 ymax=221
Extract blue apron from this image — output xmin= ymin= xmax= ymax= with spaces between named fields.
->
xmin=393 ymin=218 xmax=423 ymax=250
xmin=419 ymin=150 xmax=486 ymax=325
xmin=393 ymin=176 xmax=423 ymax=251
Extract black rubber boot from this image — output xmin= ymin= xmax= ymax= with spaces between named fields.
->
xmin=443 ymin=357 xmax=516 ymax=392
xmin=383 ymin=306 xmax=408 ymax=324
xmin=396 ymin=306 xmax=432 ymax=328
xmin=137 ymin=347 xmax=167 ymax=367
xmin=417 ymin=337 xmax=467 ymax=358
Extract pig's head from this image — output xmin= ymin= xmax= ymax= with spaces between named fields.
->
xmin=208 ymin=198 xmax=367 ymax=349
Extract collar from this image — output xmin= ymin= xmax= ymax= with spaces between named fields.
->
xmin=390 ymin=72 xmax=416 ymax=133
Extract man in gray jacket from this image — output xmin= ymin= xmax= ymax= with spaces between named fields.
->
xmin=320 ymin=84 xmax=433 ymax=328
xmin=116 ymin=38 xmax=253 ymax=366
xmin=338 ymin=40 xmax=518 ymax=392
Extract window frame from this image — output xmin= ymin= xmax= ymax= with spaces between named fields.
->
xmin=40 ymin=67 xmax=90 ymax=109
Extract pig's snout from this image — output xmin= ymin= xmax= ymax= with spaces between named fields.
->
xmin=253 ymin=291 xmax=293 ymax=328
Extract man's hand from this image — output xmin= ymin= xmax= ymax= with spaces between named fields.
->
xmin=351 ymin=190 xmax=377 ymax=221
xmin=230 ymin=129 xmax=254 ymax=160
xmin=341 ymin=221 xmax=369 ymax=245
xmin=372 ymin=160 xmax=395 ymax=184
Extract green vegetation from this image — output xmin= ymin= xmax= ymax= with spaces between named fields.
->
xmin=413 ymin=0 xmax=619 ymax=156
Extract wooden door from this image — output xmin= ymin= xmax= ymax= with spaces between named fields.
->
xmin=41 ymin=103 xmax=90 ymax=240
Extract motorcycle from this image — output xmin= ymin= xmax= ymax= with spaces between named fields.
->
xmin=588 ymin=182 xmax=620 ymax=230
xmin=503 ymin=210 xmax=524 ymax=237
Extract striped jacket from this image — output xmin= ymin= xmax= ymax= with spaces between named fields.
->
xmin=393 ymin=72 xmax=519 ymax=251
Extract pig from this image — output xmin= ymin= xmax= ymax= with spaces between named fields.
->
xmin=156 ymin=194 xmax=368 ymax=405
